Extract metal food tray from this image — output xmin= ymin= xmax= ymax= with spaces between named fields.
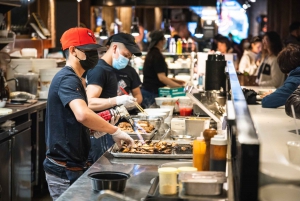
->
xmin=126 ymin=128 xmax=158 ymax=140
xmin=109 ymin=140 xmax=192 ymax=159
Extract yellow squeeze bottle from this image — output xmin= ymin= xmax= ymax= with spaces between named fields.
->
xmin=193 ymin=135 xmax=206 ymax=171
xmin=176 ymin=38 xmax=182 ymax=54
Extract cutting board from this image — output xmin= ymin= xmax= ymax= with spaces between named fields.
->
xmin=5 ymin=99 xmax=38 ymax=107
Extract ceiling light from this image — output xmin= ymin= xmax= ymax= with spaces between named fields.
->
xmin=131 ymin=17 xmax=140 ymax=36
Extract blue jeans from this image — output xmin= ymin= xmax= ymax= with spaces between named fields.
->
xmin=88 ymin=134 xmax=114 ymax=164
xmin=141 ymin=88 xmax=158 ymax=108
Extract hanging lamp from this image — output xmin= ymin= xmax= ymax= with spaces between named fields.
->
xmin=131 ymin=16 xmax=140 ymax=36
xmin=99 ymin=20 xmax=108 ymax=40
xmin=164 ymin=19 xmax=171 ymax=38
xmin=195 ymin=17 xmax=204 ymax=38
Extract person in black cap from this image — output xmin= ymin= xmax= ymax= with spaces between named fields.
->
xmin=141 ymin=30 xmax=185 ymax=108
xmin=85 ymin=33 xmax=142 ymax=163
xmin=105 ymin=35 xmax=143 ymax=109
xmin=284 ymin=21 xmax=300 ymax=46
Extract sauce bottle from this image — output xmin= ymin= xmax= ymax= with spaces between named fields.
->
xmin=202 ymin=128 xmax=218 ymax=170
xmin=209 ymin=135 xmax=227 ymax=172
xmin=176 ymin=38 xmax=182 ymax=54
xmin=193 ymin=136 xmax=206 ymax=171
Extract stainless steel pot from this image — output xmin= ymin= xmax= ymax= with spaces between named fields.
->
xmin=88 ymin=171 xmax=130 ymax=192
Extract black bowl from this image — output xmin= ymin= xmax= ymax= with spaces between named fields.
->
xmin=88 ymin=171 xmax=130 ymax=192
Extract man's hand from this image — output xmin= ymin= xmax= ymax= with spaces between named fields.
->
xmin=116 ymin=95 xmax=137 ymax=109
xmin=111 ymin=127 xmax=135 ymax=148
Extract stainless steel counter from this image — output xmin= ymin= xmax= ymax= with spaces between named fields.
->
xmin=56 ymin=152 xmax=180 ymax=201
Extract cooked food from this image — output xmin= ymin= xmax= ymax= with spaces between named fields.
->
xmin=174 ymin=144 xmax=193 ymax=154
xmin=119 ymin=140 xmax=177 ymax=154
xmin=117 ymin=121 xmax=155 ymax=134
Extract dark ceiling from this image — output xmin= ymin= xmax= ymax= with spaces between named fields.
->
xmin=92 ymin=0 xmax=217 ymax=7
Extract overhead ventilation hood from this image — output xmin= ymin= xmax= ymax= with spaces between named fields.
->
xmin=0 ymin=1 xmax=21 ymax=14
xmin=92 ymin=0 xmax=216 ymax=7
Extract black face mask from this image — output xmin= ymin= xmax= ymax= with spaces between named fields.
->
xmin=76 ymin=49 xmax=99 ymax=71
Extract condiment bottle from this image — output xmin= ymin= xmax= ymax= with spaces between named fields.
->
xmin=193 ymin=136 xmax=206 ymax=171
xmin=158 ymin=167 xmax=178 ymax=195
xmin=209 ymin=135 xmax=227 ymax=172
xmin=202 ymin=128 xmax=218 ymax=170
xmin=176 ymin=38 xmax=182 ymax=54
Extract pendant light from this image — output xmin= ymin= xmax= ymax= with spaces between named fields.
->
xmin=99 ymin=20 xmax=108 ymax=40
xmin=164 ymin=19 xmax=171 ymax=39
xmin=131 ymin=16 xmax=140 ymax=36
xmin=195 ymin=17 xmax=204 ymax=38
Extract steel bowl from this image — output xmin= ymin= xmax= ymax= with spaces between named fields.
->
xmin=88 ymin=171 xmax=130 ymax=192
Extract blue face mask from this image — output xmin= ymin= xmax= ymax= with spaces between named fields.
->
xmin=112 ymin=48 xmax=129 ymax=70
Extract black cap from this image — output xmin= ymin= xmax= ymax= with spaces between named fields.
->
xmin=105 ymin=33 xmax=142 ymax=56
xmin=148 ymin=30 xmax=165 ymax=49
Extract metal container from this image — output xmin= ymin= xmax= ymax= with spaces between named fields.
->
xmin=14 ymin=73 xmax=38 ymax=95
xmin=88 ymin=171 xmax=130 ymax=192
xmin=179 ymin=171 xmax=226 ymax=196
xmin=185 ymin=117 xmax=210 ymax=138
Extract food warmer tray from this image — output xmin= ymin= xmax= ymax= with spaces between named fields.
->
xmin=109 ymin=140 xmax=192 ymax=159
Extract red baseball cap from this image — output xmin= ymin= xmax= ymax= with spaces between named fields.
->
xmin=60 ymin=27 xmax=103 ymax=50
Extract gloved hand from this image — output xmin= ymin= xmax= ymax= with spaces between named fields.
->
xmin=92 ymin=115 xmax=120 ymax=138
xmin=111 ymin=127 xmax=135 ymax=148
xmin=116 ymin=95 xmax=137 ymax=109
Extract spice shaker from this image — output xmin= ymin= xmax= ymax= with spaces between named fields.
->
xmin=209 ymin=135 xmax=227 ymax=172
xmin=202 ymin=128 xmax=218 ymax=170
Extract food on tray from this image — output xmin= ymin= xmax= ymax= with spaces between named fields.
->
xmin=174 ymin=143 xmax=193 ymax=154
xmin=118 ymin=121 xmax=155 ymax=134
xmin=120 ymin=140 xmax=178 ymax=154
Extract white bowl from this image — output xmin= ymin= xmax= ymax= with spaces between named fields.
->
xmin=259 ymin=184 xmax=300 ymax=201
xmin=0 ymin=101 xmax=6 ymax=108
xmin=144 ymin=108 xmax=171 ymax=116
xmin=260 ymin=162 xmax=300 ymax=186
xmin=159 ymin=105 xmax=175 ymax=116
xmin=155 ymin=97 xmax=177 ymax=106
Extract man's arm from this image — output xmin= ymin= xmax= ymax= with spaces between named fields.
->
xmin=131 ymin=87 xmax=142 ymax=104
xmin=86 ymin=84 xmax=118 ymax=111
xmin=157 ymin=73 xmax=184 ymax=88
xmin=69 ymin=98 xmax=117 ymax=133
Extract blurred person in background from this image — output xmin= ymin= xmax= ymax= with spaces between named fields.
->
xmin=284 ymin=21 xmax=300 ymax=46
xmin=256 ymin=31 xmax=285 ymax=88
xmin=217 ymin=36 xmax=233 ymax=54
xmin=262 ymin=44 xmax=300 ymax=108
xmin=239 ymin=36 xmax=262 ymax=75
xmin=141 ymin=30 xmax=185 ymax=108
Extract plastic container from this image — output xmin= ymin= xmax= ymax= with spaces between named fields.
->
xmin=193 ymin=136 xmax=206 ymax=171
xmin=210 ymin=135 xmax=227 ymax=172
xmin=40 ymin=68 xmax=62 ymax=91
xmin=287 ymin=141 xmax=300 ymax=166
xmin=158 ymin=167 xmax=178 ymax=195
xmin=179 ymin=102 xmax=193 ymax=116
xmin=179 ymin=171 xmax=226 ymax=196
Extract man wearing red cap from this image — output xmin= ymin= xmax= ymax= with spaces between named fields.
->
xmin=43 ymin=27 xmax=134 ymax=200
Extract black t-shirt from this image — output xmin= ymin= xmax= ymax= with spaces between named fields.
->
xmin=142 ymin=47 xmax=168 ymax=93
xmin=114 ymin=65 xmax=142 ymax=95
xmin=86 ymin=59 xmax=118 ymax=99
xmin=45 ymin=66 xmax=90 ymax=167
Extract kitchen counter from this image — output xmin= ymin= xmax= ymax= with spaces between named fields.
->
xmin=0 ymin=101 xmax=47 ymax=122
xmin=248 ymin=105 xmax=300 ymax=164
xmin=56 ymin=152 xmax=179 ymax=201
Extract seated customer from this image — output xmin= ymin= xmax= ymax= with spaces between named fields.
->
xmin=285 ymin=85 xmax=300 ymax=118
xmin=262 ymin=44 xmax=300 ymax=108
